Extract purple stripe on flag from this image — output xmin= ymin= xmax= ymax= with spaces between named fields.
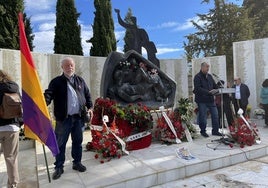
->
xmin=22 ymin=90 xmax=59 ymax=156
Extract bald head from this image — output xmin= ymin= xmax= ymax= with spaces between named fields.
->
xmin=201 ymin=62 xmax=209 ymax=74
xmin=234 ymin=77 xmax=241 ymax=85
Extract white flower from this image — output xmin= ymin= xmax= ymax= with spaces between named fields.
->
xmin=253 ymin=108 xmax=265 ymax=116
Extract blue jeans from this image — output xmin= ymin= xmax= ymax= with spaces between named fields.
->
xmin=198 ymin=102 xmax=219 ymax=134
xmin=54 ymin=115 xmax=84 ymax=169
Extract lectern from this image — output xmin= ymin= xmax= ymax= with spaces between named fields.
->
xmin=212 ymin=87 xmax=236 ymax=147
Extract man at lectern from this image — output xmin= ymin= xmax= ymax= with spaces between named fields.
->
xmin=193 ymin=62 xmax=222 ymax=137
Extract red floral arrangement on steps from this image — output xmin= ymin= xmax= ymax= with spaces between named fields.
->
xmin=228 ymin=117 xmax=260 ymax=148
xmin=155 ymin=98 xmax=197 ymax=144
xmin=155 ymin=110 xmax=185 ymax=144
xmin=86 ymin=98 xmax=153 ymax=162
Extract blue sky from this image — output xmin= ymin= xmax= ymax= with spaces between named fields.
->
xmin=24 ymin=0 xmax=243 ymax=59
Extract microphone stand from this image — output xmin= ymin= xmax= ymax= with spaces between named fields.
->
xmin=211 ymin=74 xmax=234 ymax=149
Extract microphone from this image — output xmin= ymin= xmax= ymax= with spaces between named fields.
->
xmin=212 ymin=73 xmax=219 ymax=78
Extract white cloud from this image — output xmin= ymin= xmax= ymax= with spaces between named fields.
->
xmin=81 ymin=24 xmax=93 ymax=56
xmin=174 ymin=19 xmax=194 ymax=31
xmin=156 ymin=47 xmax=183 ymax=55
xmin=115 ymin=30 xmax=125 ymax=42
xmin=174 ymin=16 xmax=207 ymax=31
xmin=116 ymin=46 xmax=124 ymax=53
xmin=30 ymin=13 xmax=55 ymax=23
xmin=148 ymin=17 xmax=199 ymax=32
xmin=38 ymin=22 xmax=55 ymax=31
xmin=156 ymin=22 xmax=179 ymax=29
xmin=24 ymin=0 xmax=55 ymax=12
xmin=150 ymin=16 xmax=206 ymax=32
xmin=33 ymin=23 xmax=94 ymax=56
xmin=32 ymin=30 xmax=54 ymax=54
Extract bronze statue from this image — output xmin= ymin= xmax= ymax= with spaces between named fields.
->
xmin=100 ymin=50 xmax=176 ymax=109
xmin=115 ymin=9 xmax=160 ymax=68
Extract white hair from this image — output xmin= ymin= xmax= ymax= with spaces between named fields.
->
xmin=61 ymin=57 xmax=75 ymax=65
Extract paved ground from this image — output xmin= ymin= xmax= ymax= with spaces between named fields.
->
xmin=153 ymin=156 xmax=268 ymax=188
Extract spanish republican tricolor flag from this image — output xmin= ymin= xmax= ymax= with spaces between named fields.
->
xmin=18 ymin=13 xmax=59 ymax=156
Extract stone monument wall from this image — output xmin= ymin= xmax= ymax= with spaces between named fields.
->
xmin=233 ymin=38 xmax=268 ymax=114
xmin=0 ymin=48 xmax=188 ymax=108
xmin=2 ymin=38 xmax=266 ymax=113
xmin=160 ymin=58 xmax=188 ymax=106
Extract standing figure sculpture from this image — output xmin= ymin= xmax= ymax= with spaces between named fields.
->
xmin=115 ymin=9 xmax=160 ymax=67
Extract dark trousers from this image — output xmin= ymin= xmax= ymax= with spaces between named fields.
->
xmin=217 ymin=102 xmax=234 ymax=128
xmin=233 ymin=99 xmax=247 ymax=116
xmin=54 ymin=115 xmax=84 ymax=169
xmin=263 ymin=104 xmax=268 ymax=125
xmin=198 ymin=102 xmax=219 ymax=134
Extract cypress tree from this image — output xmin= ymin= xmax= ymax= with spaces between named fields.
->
xmin=243 ymin=0 xmax=268 ymax=39
xmin=54 ymin=0 xmax=83 ymax=55
xmin=88 ymin=0 xmax=116 ymax=57
xmin=184 ymin=0 xmax=254 ymax=79
xmin=0 ymin=0 xmax=34 ymax=50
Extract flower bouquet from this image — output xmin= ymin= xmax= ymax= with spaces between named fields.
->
xmin=175 ymin=98 xmax=197 ymax=140
xmin=155 ymin=98 xmax=197 ymax=144
xmin=155 ymin=110 xmax=185 ymax=144
xmin=229 ymin=117 xmax=260 ymax=148
xmin=87 ymin=119 xmax=125 ymax=163
xmin=253 ymin=108 xmax=265 ymax=119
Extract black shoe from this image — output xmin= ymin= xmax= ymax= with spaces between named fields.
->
xmin=201 ymin=132 xmax=209 ymax=137
xmin=212 ymin=132 xmax=223 ymax=136
xmin=73 ymin=162 xmax=87 ymax=172
xmin=52 ymin=168 xmax=64 ymax=180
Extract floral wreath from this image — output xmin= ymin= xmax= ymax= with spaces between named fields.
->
xmin=86 ymin=98 xmax=153 ymax=162
xmin=229 ymin=117 xmax=260 ymax=148
xmin=155 ymin=98 xmax=197 ymax=144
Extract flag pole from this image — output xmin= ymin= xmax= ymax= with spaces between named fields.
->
xmin=42 ymin=145 xmax=51 ymax=183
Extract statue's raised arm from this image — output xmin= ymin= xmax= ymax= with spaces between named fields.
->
xmin=114 ymin=8 xmax=137 ymax=29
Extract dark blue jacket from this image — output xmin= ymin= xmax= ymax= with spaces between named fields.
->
xmin=44 ymin=74 xmax=93 ymax=121
xmin=193 ymin=71 xmax=218 ymax=103
xmin=232 ymin=83 xmax=250 ymax=107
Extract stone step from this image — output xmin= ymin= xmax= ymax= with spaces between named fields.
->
xmin=19 ymin=139 xmax=35 ymax=151
xmin=35 ymin=119 xmax=268 ymax=187
xmin=2 ymin=119 xmax=265 ymax=187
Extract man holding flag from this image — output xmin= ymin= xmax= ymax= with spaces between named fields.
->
xmin=44 ymin=57 xmax=93 ymax=180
